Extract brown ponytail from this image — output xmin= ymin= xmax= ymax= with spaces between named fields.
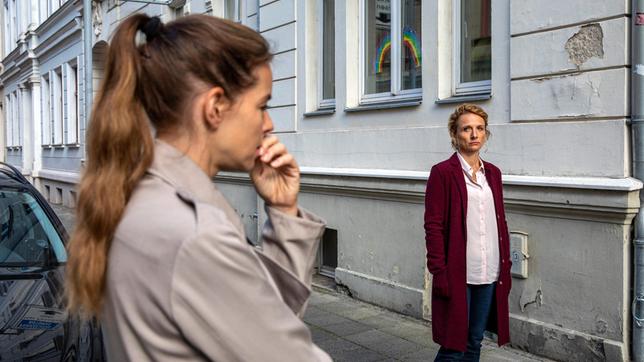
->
xmin=66 ymin=13 xmax=272 ymax=316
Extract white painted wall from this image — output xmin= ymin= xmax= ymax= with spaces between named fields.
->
xmin=0 ymin=1 xmax=637 ymax=360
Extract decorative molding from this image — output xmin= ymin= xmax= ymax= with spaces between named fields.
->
xmin=34 ymin=0 xmax=81 ymax=36
xmin=335 ymin=267 xmax=424 ymax=319
xmin=33 ymin=19 xmax=82 ymax=59
xmin=32 ymin=169 xmax=80 ymax=184
xmin=92 ymin=1 xmax=102 ymax=37
xmin=503 ymin=175 xmax=643 ymax=192
xmin=217 ymin=168 xmax=641 ymax=224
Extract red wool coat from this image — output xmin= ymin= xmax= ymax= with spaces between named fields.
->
xmin=424 ymin=153 xmax=511 ymax=351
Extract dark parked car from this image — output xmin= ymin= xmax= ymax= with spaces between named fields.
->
xmin=0 ymin=162 xmax=105 ymax=361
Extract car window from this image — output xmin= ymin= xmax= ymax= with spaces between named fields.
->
xmin=0 ymin=190 xmax=67 ymax=266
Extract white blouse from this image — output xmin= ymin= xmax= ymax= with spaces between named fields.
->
xmin=457 ymin=153 xmax=500 ymax=285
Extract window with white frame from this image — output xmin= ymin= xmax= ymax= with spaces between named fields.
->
xmin=454 ymin=0 xmax=491 ymax=95
xmin=224 ymin=0 xmax=241 ymax=22
xmin=52 ymin=68 xmax=63 ymax=145
xmin=5 ymin=96 xmax=12 ymax=148
xmin=362 ymin=0 xmax=422 ymax=103
xmin=319 ymin=0 xmax=335 ymax=109
xmin=7 ymin=91 xmax=20 ymax=148
xmin=3 ymin=1 xmax=10 ymax=54
xmin=41 ymin=74 xmax=51 ymax=146
xmin=15 ymin=91 xmax=21 ymax=147
xmin=50 ymin=0 xmax=63 ymax=14
xmin=38 ymin=0 xmax=49 ymax=24
xmin=10 ymin=0 xmax=17 ymax=51
xmin=65 ymin=62 xmax=79 ymax=144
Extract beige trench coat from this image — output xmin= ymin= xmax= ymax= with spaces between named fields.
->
xmin=102 ymin=140 xmax=332 ymax=361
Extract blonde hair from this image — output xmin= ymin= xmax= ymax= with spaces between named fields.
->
xmin=447 ymin=103 xmax=490 ymax=150
xmin=66 ymin=14 xmax=272 ymax=317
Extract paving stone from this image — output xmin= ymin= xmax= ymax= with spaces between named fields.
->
xmin=309 ymin=291 xmax=340 ymax=306
xmin=319 ymin=319 xmax=373 ymax=337
xmin=315 ymin=336 xmax=362 ymax=354
xmin=333 ymin=347 xmax=388 ymax=362
xmin=357 ymin=313 xmax=408 ymax=330
xmin=309 ymin=325 xmax=336 ymax=343
xmin=304 ymin=305 xmax=326 ymax=318
xmin=304 ymin=307 xmax=352 ymax=327
xmin=481 ymin=345 xmax=553 ymax=362
xmin=330 ymin=305 xmax=384 ymax=321
xmin=345 ymin=329 xmax=424 ymax=358
xmin=399 ymin=347 xmax=440 ymax=361
xmin=316 ymin=299 xmax=362 ymax=314
xmin=379 ymin=322 xmax=434 ymax=348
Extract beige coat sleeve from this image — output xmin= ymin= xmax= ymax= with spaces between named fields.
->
xmin=170 ymin=205 xmax=331 ymax=362
xmin=260 ymin=206 xmax=326 ymax=293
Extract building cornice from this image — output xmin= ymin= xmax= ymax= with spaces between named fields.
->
xmin=35 ymin=0 xmax=81 ymax=36
xmin=216 ymin=169 xmax=642 ymax=225
xmin=33 ymin=18 xmax=82 ymax=60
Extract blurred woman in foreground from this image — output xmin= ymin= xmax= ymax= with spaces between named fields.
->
xmin=66 ymin=14 xmax=331 ymax=361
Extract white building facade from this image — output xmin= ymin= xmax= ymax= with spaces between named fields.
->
xmin=1 ymin=1 xmax=640 ymax=361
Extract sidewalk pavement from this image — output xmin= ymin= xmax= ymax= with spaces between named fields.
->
xmin=51 ymin=204 xmax=553 ymax=361
xmin=306 ymin=286 xmax=555 ymax=362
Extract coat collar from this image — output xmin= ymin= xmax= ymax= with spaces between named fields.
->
xmin=147 ymin=140 xmax=244 ymax=229
xmin=147 ymin=140 xmax=227 ymax=208
xmin=456 ymin=152 xmax=485 ymax=176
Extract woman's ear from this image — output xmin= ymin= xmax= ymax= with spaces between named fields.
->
xmin=203 ymin=86 xmax=229 ymax=131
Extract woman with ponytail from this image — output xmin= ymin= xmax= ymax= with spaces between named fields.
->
xmin=66 ymin=14 xmax=331 ymax=361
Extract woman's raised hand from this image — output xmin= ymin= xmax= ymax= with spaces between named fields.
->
xmin=250 ymin=135 xmax=300 ymax=216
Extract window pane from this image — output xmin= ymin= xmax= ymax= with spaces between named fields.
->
xmin=365 ymin=0 xmax=391 ymax=95
xmin=0 ymin=190 xmax=67 ymax=265
xmin=225 ymin=0 xmax=239 ymax=21
xmin=322 ymin=0 xmax=335 ymax=100
xmin=401 ymin=0 xmax=421 ymax=90
xmin=461 ymin=0 xmax=491 ymax=83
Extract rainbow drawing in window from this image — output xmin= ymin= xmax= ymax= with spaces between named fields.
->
xmin=373 ymin=27 xmax=422 ymax=74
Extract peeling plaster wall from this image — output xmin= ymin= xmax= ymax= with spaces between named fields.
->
xmin=565 ymin=24 xmax=605 ymax=67
xmin=508 ymin=1 xmax=633 ymax=360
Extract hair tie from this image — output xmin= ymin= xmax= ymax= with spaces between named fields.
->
xmin=140 ymin=16 xmax=163 ymax=42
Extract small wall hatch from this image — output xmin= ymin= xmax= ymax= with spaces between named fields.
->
xmin=510 ymin=231 xmax=529 ymax=279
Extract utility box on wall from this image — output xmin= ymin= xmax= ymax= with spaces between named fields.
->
xmin=510 ymin=232 xmax=529 ymax=279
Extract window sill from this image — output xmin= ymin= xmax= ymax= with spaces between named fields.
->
xmin=435 ymin=93 xmax=491 ymax=104
xmin=304 ymin=108 xmax=336 ymax=117
xmin=345 ymin=100 xmax=421 ymax=113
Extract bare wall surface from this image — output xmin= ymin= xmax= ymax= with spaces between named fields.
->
xmin=279 ymin=120 xmax=628 ymax=178
xmin=510 ymin=0 xmax=628 ymax=35
xmin=511 ymin=18 xmax=628 ymax=79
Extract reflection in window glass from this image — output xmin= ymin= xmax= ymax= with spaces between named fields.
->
xmin=365 ymin=0 xmax=391 ymax=95
xmin=0 ymin=190 xmax=66 ymax=265
xmin=322 ymin=0 xmax=335 ymax=100
xmin=401 ymin=0 xmax=422 ymax=90
xmin=461 ymin=0 xmax=491 ymax=83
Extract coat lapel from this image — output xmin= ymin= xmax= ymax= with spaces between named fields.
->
xmin=448 ymin=153 xmax=467 ymax=219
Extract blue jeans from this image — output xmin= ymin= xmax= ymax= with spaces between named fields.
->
xmin=434 ymin=283 xmax=496 ymax=362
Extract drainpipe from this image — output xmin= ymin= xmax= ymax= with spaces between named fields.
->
xmin=83 ymin=0 xmax=92 ymax=143
xmin=632 ymin=0 xmax=644 ymax=361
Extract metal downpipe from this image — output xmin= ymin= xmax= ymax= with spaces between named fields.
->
xmin=632 ymin=0 xmax=644 ymax=361
xmin=83 ymin=0 xmax=93 ymax=142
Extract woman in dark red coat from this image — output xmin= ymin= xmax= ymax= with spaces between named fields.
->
xmin=424 ymin=104 xmax=511 ymax=361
